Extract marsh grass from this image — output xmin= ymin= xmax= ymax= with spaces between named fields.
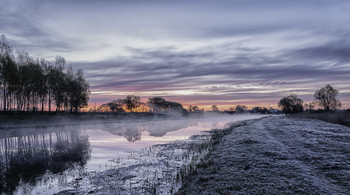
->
xmin=293 ymin=112 xmax=350 ymax=127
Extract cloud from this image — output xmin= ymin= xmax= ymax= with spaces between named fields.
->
xmin=71 ymin=42 xmax=350 ymax=106
xmin=290 ymin=41 xmax=350 ymax=64
xmin=0 ymin=0 xmax=82 ymax=57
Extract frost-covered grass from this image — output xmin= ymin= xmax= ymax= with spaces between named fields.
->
xmin=55 ymin=132 xmax=213 ymax=194
xmin=178 ymin=116 xmax=350 ymax=194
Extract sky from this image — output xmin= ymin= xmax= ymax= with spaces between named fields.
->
xmin=1 ymin=0 xmax=350 ymax=109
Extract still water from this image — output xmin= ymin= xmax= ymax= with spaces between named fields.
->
xmin=0 ymin=114 xmax=263 ymax=194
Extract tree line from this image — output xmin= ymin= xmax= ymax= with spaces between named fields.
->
xmin=93 ymin=96 xmax=187 ymax=113
xmin=278 ymin=84 xmax=342 ymax=115
xmin=0 ymin=35 xmax=90 ymax=112
xmin=95 ymin=85 xmax=342 ymax=115
xmin=94 ymin=95 xmax=280 ymax=114
xmin=210 ymin=104 xmax=277 ymax=114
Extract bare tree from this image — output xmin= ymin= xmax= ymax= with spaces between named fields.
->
xmin=68 ymin=69 xmax=90 ymax=112
xmin=148 ymin=97 xmax=167 ymax=112
xmin=211 ymin=105 xmax=218 ymax=112
xmin=314 ymin=84 xmax=341 ymax=112
xmin=251 ymin=106 xmax=269 ymax=114
xmin=188 ymin=105 xmax=200 ymax=112
xmin=124 ymin=95 xmax=141 ymax=112
xmin=235 ymin=105 xmax=247 ymax=113
xmin=107 ymin=99 xmax=124 ymax=112
xmin=304 ymin=102 xmax=316 ymax=112
xmin=278 ymin=94 xmax=304 ymax=115
xmin=228 ymin=107 xmax=235 ymax=112
xmin=0 ymin=35 xmax=16 ymax=111
xmin=0 ymin=34 xmax=90 ymax=113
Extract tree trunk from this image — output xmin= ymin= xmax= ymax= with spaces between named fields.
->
xmin=32 ymin=94 xmax=35 ymax=112
xmin=41 ymin=95 xmax=44 ymax=112
xmin=3 ymin=88 xmax=6 ymax=111
xmin=48 ymin=90 xmax=51 ymax=112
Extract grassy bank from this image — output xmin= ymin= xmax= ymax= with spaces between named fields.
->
xmin=176 ymin=118 xmax=263 ymax=194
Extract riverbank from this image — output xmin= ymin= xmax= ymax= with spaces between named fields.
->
xmin=178 ymin=117 xmax=350 ymax=194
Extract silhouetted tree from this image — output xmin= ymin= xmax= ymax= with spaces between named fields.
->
xmin=147 ymin=97 xmax=167 ymax=112
xmin=278 ymin=94 xmax=304 ymax=115
xmin=0 ymin=35 xmax=16 ymax=111
xmin=107 ymin=99 xmax=124 ymax=112
xmin=304 ymin=102 xmax=316 ymax=112
xmin=314 ymin=84 xmax=341 ymax=112
xmin=52 ymin=56 xmax=67 ymax=111
xmin=235 ymin=105 xmax=247 ymax=113
xmin=211 ymin=105 xmax=218 ymax=112
xmin=251 ymin=106 xmax=269 ymax=114
xmin=147 ymin=97 xmax=184 ymax=112
xmin=68 ymin=69 xmax=90 ymax=112
xmin=228 ymin=107 xmax=235 ymax=113
xmin=38 ymin=59 xmax=50 ymax=112
xmin=0 ymin=34 xmax=90 ymax=113
xmin=124 ymin=95 xmax=141 ymax=112
xmin=165 ymin=101 xmax=183 ymax=111
xmin=188 ymin=105 xmax=200 ymax=112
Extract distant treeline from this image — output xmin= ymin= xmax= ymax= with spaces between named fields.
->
xmin=0 ymin=35 xmax=90 ymax=112
xmin=91 ymin=95 xmax=280 ymax=114
xmin=93 ymin=96 xmax=186 ymax=113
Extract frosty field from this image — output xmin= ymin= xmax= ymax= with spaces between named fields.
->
xmin=179 ymin=117 xmax=350 ymax=194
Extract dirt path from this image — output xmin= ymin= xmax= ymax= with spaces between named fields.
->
xmin=177 ymin=117 xmax=350 ymax=194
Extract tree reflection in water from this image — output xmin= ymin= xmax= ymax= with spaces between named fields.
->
xmin=102 ymin=119 xmax=199 ymax=142
xmin=0 ymin=130 xmax=91 ymax=194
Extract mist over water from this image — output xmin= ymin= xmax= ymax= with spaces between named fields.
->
xmin=0 ymin=114 xmax=264 ymax=194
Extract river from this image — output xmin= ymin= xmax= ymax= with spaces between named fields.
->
xmin=0 ymin=114 xmax=263 ymax=194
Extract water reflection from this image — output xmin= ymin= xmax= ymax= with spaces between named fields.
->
xmin=101 ymin=119 xmax=198 ymax=142
xmin=0 ymin=130 xmax=91 ymax=194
